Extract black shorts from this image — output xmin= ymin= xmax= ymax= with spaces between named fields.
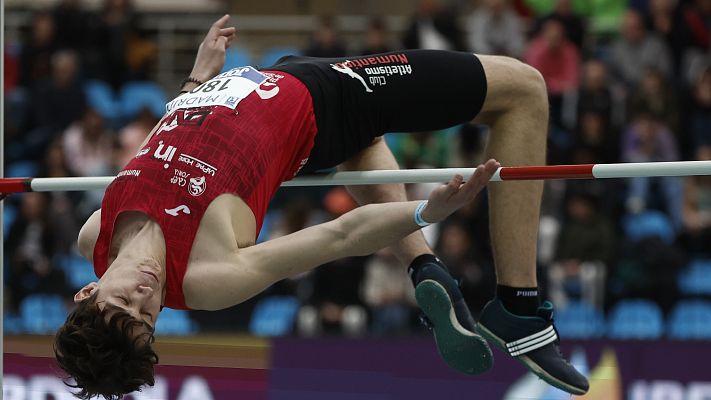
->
xmin=266 ymin=50 xmax=487 ymax=172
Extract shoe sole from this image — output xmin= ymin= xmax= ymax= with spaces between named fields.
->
xmin=415 ymin=280 xmax=493 ymax=375
xmin=476 ymin=323 xmax=587 ymax=395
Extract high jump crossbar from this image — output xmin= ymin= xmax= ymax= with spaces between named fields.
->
xmin=0 ymin=161 xmax=710 ymax=194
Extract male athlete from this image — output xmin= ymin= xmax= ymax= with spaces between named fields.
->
xmin=54 ymin=15 xmax=588 ymax=399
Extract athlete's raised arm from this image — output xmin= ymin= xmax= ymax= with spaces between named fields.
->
xmin=184 ymin=160 xmax=500 ymax=311
xmin=131 ymin=16 xmax=237 ymax=155
xmin=182 ymin=14 xmax=236 ymax=91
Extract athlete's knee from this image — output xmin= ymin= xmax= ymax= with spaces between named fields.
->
xmin=503 ymin=57 xmax=546 ymax=103
xmin=478 ymin=55 xmax=547 ymax=112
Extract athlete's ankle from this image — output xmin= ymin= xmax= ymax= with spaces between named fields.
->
xmin=496 ymin=284 xmax=540 ymax=316
xmin=408 ymin=253 xmax=448 ymax=287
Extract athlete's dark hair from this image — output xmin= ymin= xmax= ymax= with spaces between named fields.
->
xmin=54 ymin=292 xmax=158 ymax=400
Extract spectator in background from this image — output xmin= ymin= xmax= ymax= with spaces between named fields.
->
xmin=302 ymin=189 xmax=367 ymax=336
xmin=623 ymin=111 xmax=683 ymax=229
xmin=32 ymin=50 xmax=86 ymax=133
xmin=576 ymin=59 xmax=615 ymax=124
xmin=430 ymin=195 xmax=495 ymax=315
xmin=688 ymin=67 xmax=711 ymax=149
xmin=608 ymin=9 xmax=672 ymax=87
xmin=435 ymin=221 xmax=495 ymax=316
xmin=627 ymin=68 xmax=681 ymax=135
xmin=125 ymin=29 xmax=157 ymax=82
xmin=5 ymin=47 xmax=22 ymax=157
xmin=40 ymin=141 xmax=83 ymax=252
xmin=359 ymin=17 xmax=393 ymax=56
xmin=549 ymin=191 xmax=615 ymax=309
xmin=389 ymin=131 xmax=451 ymax=169
xmin=466 ymin=0 xmax=526 ymax=58
xmin=682 ymin=0 xmax=710 ymax=51
xmin=678 ymin=0 xmax=710 ymax=85
xmin=10 ymin=12 xmax=56 ymax=157
xmin=19 ymin=12 xmax=56 ymax=88
xmin=117 ymin=107 xmax=159 ymax=168
xmin=532 ymin=0 xmax=586 ymax=51
xmin=303 ymin=16 xmax=347 ymax=58
xmin=93 ymin=0 xmax=142 ymax=88
xmin=62 ymin=108 xmax=114 ymax=178
xmin=681 ymin=145 xmax=711 ymax=255
xmin=5 ymin=45 xmax=18 ymax=93
xmin=52 ymin=0 xmax=89 ymax=51
xmin=572 ymin=111 xmax=618 ymax=164
xmin=5 ymin=193 xmax=70 ymax=311
xmin=43 ymin=140 xmax=75 ymax=180
xmin=402 ymin=0 xmax=466 ymax=51
xmin=446 ymin=195 xmax=493 ymax=271
xmin=448 ymin=123 xmax=487 ymax=168
xmin=525 ymin=18 xmax=580 ymax=126
xmin=22 ymin=50 xmax=86 ymax=161
xmin=526 ymin=0 xmax=625 ymax=37
xmin=308 ymin=257 xmax=368 ymax=336
xmin=646 ymin=0 xmax=691 ymax=74
xmin=275 ymin=191 xmax=365 ymax=337
xmin=362 ymin=248 xmax=417 ymax=336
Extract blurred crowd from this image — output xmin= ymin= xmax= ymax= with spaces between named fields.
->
xmin=3 ymin=0 xmax=711 ymax=337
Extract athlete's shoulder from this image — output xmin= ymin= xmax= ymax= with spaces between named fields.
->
xmin=78 ymin=209 xmax=102 ymax=262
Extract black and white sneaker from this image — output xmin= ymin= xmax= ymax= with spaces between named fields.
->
xmin=477 ymin=299 xmax=589 ymax=395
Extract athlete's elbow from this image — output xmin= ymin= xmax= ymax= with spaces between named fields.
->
xmin=335 ymin=205 xmax=376 ymax=257
xmin=328 ymin=217 xmax=350 ymax=255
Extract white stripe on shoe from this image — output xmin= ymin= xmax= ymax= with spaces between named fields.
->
xmin=506 ymin=326 xmax=558 ymax=357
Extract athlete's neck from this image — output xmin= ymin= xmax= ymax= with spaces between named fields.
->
xmin=106 ymin=218 xmax=167 ymax=298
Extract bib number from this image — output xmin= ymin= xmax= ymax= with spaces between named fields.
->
xmin=165 ymin=66 xmax=268 ymax=113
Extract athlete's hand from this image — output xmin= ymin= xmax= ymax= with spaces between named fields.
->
xmin=190 ymin=14 xmax=237 ymax=84
xmin=421 ymin=159 xmax=500 ymax=223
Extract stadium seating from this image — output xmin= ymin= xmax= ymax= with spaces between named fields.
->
xmin=667 ymin=300 xmax=711 ymax=340
xmin=84 ymin=80 xmax=122 ymax=123
xmin=554 ymin=301 xmax=606 ymax=339
xmin=56 ymin=253 xmax=96 ymax=290
xmin=221 ymin=47 xmax=253 ymax=72
xmin=3 ymin=311 xmax=24 ymax=334
xmin=5 ymin=160 xmax=39 ymax=178
xmin=249 ymin=296 xmax=300 ymax=337
xmin=260 ymin=46 xmax=300 ymax=67
xmin=622 ymin=211 xmax=675 ymax=244
xmin=678 ymin=258 xmax=711 ymax=295
xmin=607 ymin=299 xmax=664 ymax=339
xmin=3 ymin=203 xmax=17 ymax=236
xmin=155 ymin=308 xmax=198 ymax=336
xmin=20 ymin=294 xmax=67 ymax=334
xmin=119 ymin=81 xmax=168 ymax=119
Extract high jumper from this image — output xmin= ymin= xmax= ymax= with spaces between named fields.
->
xmin=49 ymin=15 xmax=587 ymax=399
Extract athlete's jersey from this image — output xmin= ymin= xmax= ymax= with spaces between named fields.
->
xmin=93 ymin=70 xmax=317 ymax=309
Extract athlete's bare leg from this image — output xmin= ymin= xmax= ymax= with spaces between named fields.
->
xmin=340 ymin=55 xmax=548 ymax=288
xmin=472 ymin=57 xmax=588 ymax=395
xmin=338 ymin=55 xmax=556 ymax=380
xmin=338 ymin=136 xmax=432 ymax=266
xmin=475 ymin=55 xmax=548 ymax=288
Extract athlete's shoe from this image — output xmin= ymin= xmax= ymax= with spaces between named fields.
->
xmin=411 ymin=259 xmax=493 ymax=375
xmin=477 ymin=299 xmax=589 ymax=395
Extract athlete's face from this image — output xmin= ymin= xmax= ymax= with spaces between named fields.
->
xmin=74 ymin=267 xmax=162 ymax=337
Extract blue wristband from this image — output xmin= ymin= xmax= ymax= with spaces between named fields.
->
xmin=414 ymin=201 xmax=431 ymax=227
